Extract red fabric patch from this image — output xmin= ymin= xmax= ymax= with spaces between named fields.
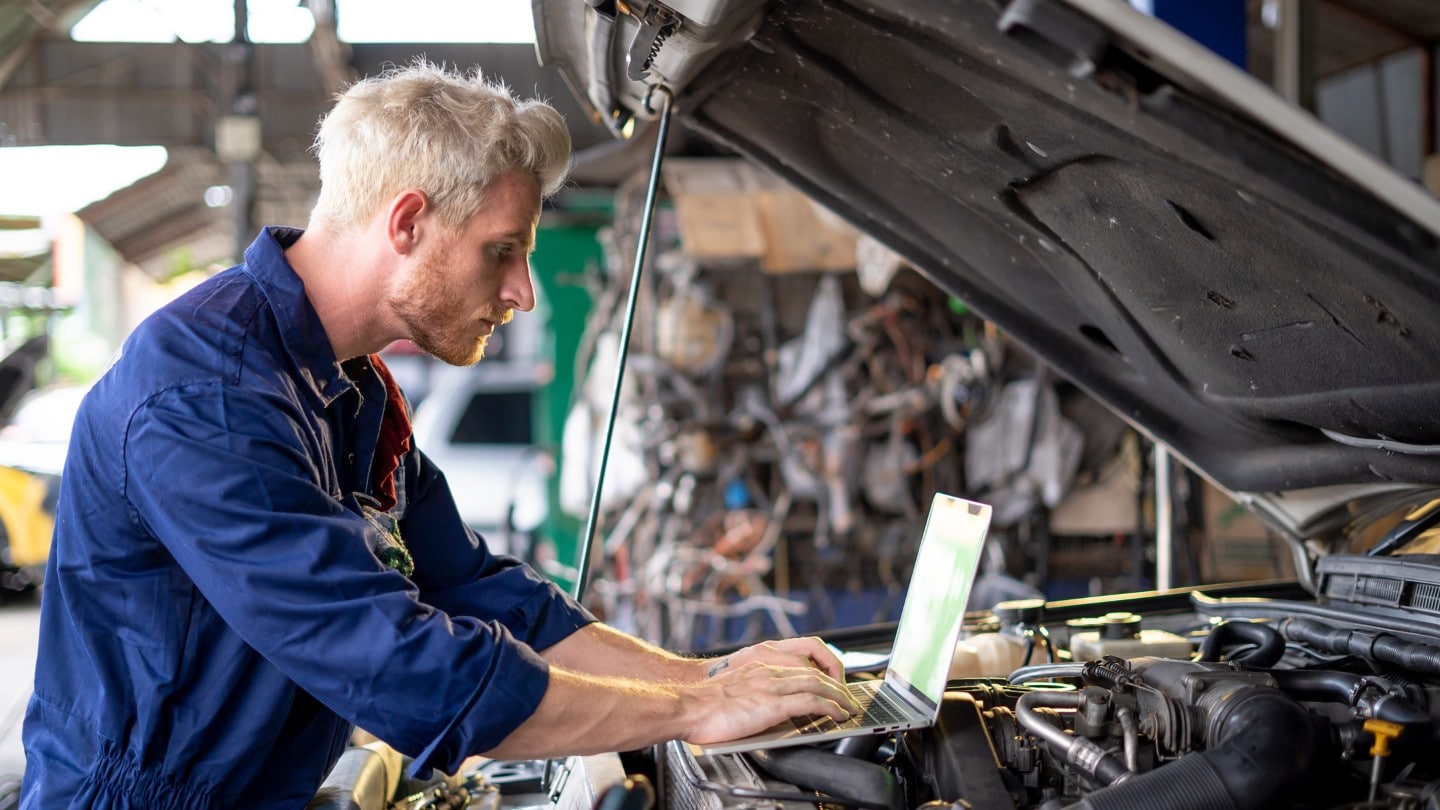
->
xmin=369 ymin=354 xmax=413 ymax=512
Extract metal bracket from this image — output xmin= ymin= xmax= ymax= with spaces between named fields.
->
xmin=627 ymin=3 xmax=682 ymax=81
xmin=584 ymin=0 xmax=618 ymax=21
xmin=998 ymin=0 xmax=1110 ymax=79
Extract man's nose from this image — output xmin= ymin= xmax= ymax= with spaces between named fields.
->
xmin=502 ymin=259 xmax=536 ymax=313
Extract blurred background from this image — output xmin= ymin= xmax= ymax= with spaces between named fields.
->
xmin=0 ymin=3 xmax=1434 ymax=745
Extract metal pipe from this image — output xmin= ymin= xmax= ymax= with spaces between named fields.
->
xmin=1016 ymin=690 xmax=1130 ymax=787
xmin=1154 ymin=444 xmax=1173 ymax=591
xmin=229 ymin=0 xmax=257 ymax=260
xmin=1273 ymin=0 xmax=1314 ymax=110
xmin=1116 ymin=706 xmax=1140 ymax=773
xmin=574 ymin=86 xmax=675 ymax=601
xmin=1422 ymin=45 xmax=1436 ymax=159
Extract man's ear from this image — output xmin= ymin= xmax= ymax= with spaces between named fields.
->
xmin=386 ymin=189 xmax=430 ymax=256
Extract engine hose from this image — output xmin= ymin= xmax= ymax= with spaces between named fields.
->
xmin=1197 ymin=621 xmax=1286 ymax=668
xmin=834 ymin=733 xmax=886 ymax=760
xmin=1015 ymin=691 xmax=1130 ymax=788
xmin=1268 ymin=669 xmax=1431 ymax=726
xmin=746 ymin=747 xmax=904 ymax=810
xmin=1009 ymin=663 xmax=1086 ymax=684
xmin=1065 ymin=688 xmax=1314 ymax=810
xmin=1282 ymin=617 xmax=1440 ymax=676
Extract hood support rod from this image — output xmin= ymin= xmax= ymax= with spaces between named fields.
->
xmin=574 ymin=86 xmax=675 ymax=601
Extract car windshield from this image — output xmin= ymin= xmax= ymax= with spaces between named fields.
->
xmin=449 ymin=390 xmax=534 ymax=446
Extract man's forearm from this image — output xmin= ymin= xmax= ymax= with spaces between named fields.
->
xmin=537 ymin=623 xmax=711 ymax=682
xmin=482 ymin=645 xmax=855 ymax=761
xmin=480 ymin=667 xmax=688 ymax=759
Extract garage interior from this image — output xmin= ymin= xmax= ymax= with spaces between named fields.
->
xmin=0 ymin=0 xmax=1437 ymax=642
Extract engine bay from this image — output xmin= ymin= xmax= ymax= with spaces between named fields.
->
xmin=649 ymin=569 xmax=1440 ymax=810
xmin=315 ymin=560 xmax=1440 ymax=810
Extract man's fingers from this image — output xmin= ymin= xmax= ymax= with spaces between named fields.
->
xmin=793 ymin=636 xmax=846 ymax=681
xmin=750 ymin=663 xmax=858 ymax=716
xmin=684 ymin=666 xmax=858 ymax=744
xmin=826 ymin=676 xmax=860 ymax=715
xmin=782 ymin=692 xmax=852 ymax=724
xmin=737 ymin=636 xmax=847 ymax=681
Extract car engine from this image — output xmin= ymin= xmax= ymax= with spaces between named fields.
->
xmin=650 ymin=562 xmax=1440 ymax=810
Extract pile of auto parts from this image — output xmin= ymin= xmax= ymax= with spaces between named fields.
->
xmin=563 ymin=170 xmax=1035 ymax=647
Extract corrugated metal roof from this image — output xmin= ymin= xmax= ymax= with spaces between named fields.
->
xmin=75 ymin=145 xmax=319 ymax=277
xmin=0 ymin=1 xmax=103 ymax=90
xmin=0 ymin=216 xmax=48 ymax=283
xmin=0 ymin=252 xmax=49 ymax=284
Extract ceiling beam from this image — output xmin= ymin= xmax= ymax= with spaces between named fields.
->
xmin=1319 ymin=0 xmax=1429 ymax=46
xmin=0 ymin=39 xmax=611 ymax=152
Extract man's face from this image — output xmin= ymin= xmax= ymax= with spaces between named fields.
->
xmin=392 ymin=171 xmax=541 ymax=366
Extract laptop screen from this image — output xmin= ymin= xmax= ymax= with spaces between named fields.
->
xmin=884 ymin=494 xmax=992 ymax=711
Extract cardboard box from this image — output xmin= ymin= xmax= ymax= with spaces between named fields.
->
xmin=1200 ymin=483 xmax=1295 ymax=582
xmin=664 ymin=158 xmax=858 ymax=273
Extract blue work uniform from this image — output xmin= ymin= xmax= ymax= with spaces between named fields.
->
xmin=20 ymin=227 xmax=596 ymax=808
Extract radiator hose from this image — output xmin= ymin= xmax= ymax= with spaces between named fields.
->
xmin=1282 ymin=618 xmax=1440 ymax=676
xmin=1196 ymin=620 xmax=1286 ymax=668
xmin=1269 ymin=669 xmax=1431 ymax=727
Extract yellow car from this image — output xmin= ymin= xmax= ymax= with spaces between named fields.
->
xmin=0 ymin=385 xmax=87 ymax=590
xmin=0 ymin=465 xmax=55 ymax=569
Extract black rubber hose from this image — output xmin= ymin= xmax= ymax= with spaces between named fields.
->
xmin=834 ymin=733 xmax=885 ymax=760
xmin=1283 ymin=618 xmax=1440 ymax=676
xmin=1065 ymin=688 xmax=1314 ymax=810
xmin=1269 ymin=669 xmax=1432 ymax=726
xmin=747 ymin=747 xmax=904 ymax=810
xmin=1196 ymin=621 xmax=1286 ymax=668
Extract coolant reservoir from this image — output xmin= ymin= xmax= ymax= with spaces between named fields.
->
xmin=949 ymin=598 xmax=1050 ymax=678
xmin=949 ymin=632 xmax=1032 ymax=679
xmin=1068 ymin=612 xmax=1193 ymax=661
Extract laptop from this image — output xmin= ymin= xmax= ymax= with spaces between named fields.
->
xmin=690 ymin=493 xmax=992 ymax=755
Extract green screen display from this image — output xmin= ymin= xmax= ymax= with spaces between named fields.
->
xmin=885 ymin=494 xmax=991 ymax=706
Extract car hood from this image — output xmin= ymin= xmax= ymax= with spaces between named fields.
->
xmin=534 ymin=0 xmax=1440 ymax=547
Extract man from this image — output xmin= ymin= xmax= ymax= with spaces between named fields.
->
xmin=21 ymin=62 xmax=856 ymax=808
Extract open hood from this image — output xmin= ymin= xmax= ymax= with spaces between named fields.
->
xmin=534 ymin=0 xmax=1440 ymax=544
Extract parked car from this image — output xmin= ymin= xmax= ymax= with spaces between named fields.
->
xmin=520 ymin=0 xmax=1440 ymax=808
xmin=408 ymin=360 xmax=554 ymax=560
xmin=0 ymin=384 xmax=87 ymax=590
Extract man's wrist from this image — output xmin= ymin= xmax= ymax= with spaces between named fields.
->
xmin=667 ymin=654 xmax=726 ymax=683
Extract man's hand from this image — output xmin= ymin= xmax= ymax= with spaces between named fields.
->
xmin=679 ymin=658 xmax=858 ymax=745
xmin=695 ymin=636 xmax=847 ymax=682
xmin=486 ymin=631 xmax=860 ymax=759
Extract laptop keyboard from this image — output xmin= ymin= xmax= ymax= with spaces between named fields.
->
xmin=792 ymin=681 xmax=909 ymax=735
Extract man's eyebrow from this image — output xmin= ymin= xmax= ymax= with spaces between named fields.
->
xmin=498 ymin=229 xmax=536 ymax=248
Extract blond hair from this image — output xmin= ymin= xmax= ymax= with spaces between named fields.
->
xmin=308 ymin=60 xmax=571 ymax=231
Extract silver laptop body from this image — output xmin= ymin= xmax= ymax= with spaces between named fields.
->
xmin=690 ymin=493 xmax=993 ymax=755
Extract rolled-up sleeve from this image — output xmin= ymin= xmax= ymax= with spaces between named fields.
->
xmin=122 ymin=382 xmax=564 ymax=774
xmin=398 ymin=446 xmax=596 ymax=653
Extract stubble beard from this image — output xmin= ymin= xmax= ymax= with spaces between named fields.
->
xmin=393 ymin=254 xmax=512 ymax=367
